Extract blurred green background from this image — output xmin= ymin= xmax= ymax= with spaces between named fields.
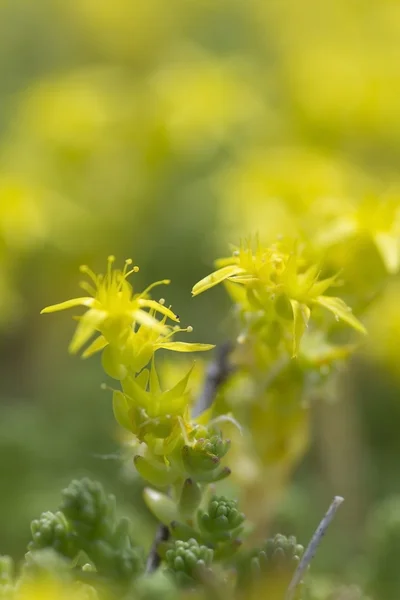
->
xmin=1 ymin=0 xmax=400 ymax=596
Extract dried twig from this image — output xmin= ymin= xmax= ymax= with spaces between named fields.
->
xmin=145 ymin=523 xmax=170 ymax=573
xmin=285 ymin=495 xmax=344 ymax=600
xmin=192 ymin=341 xmax=234 ymax=417
xmin=145 ymin=342 xmax=234 ymax=573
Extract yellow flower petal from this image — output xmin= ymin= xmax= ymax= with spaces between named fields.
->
xmin=374 ymin=232 xmax=400 ymax=274
xmin=138 ymin=299 xmax=179 ymax=322
xmin=154 ymin=342 xmax=215 ymax=352
xmin=133 ymin=309 xmax=169 ymax=332
xmin=192 ymin=265 xmax=246 ymax=296
xmin=315 ymin=296 xmax=367 ymax=334
xmin=68 ymin=308 xmax=107 ymax=354
xmin=81 ymin=334 xmax=108 ymax=358
xmin=41 ymin=297 xmax=94 ymax=314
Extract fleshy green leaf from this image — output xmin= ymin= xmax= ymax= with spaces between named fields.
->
xmin=113 ymin=391 xmax=133 ymax=432
xmin=150 ymin=359 xmax=161 ymax=395
xmin=143 ymin=488 xmax=178 ymax=525
xmin=122 ymin=376 xmax=151 ymax=410
xmin=102 ymin=345 xmax=128 ymax=380
xmin=162 ymin=364 xmax=194 ymax=404
xmin=134 ymin=456 xmax=177 ymax=487
xmin=178 ymin=479 xmax=202 ymax=518
xmin=135 ymin=368 xmax=149 ymax=389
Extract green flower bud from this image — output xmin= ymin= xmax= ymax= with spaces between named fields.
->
xmin=165 ymin=539 xmax=213 ymax=587
xmin=58 ymin=478 xmax=144 ymax=582
xmin=181 ymin=431 xmax=231 ymax=483
xmin=28 ymin=511 xmax=76 ymax=558
xmin=198 ymin=496 xmax=245 ymax=541
xmin=60 ymin=478 xmax=112 ymax=538
xmin=236 ymin=533 xmax=304 ymax=590
xmin=263 ymin=534 xmax=304 ymax=568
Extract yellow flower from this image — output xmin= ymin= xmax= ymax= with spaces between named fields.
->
xmin=17 ymin=578 xmax=97 ymax=600
xmin=41 ymin=256 xmax=178 ymax=354
xmin=192 ymin=238 xmax=366 ymax=356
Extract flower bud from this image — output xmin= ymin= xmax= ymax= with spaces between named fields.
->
xmin=197 ymin=495 xmax=245 ymax=541
xmin=165 ymin=539 xmax=213 ymax=587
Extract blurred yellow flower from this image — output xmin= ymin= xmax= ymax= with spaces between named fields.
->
xmin=193 ymin=238 xmax=366 ymax=355
xmin=16 ymin=578 xmax=97 ymax=600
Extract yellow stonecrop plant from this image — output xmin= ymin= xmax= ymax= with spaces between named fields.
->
xmin=41 ymin=239 xmax=369 ymax=535
xmin=41 ymin=257 xmax=233 ymax=513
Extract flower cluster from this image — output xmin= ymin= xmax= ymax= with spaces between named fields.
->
xmin=193 ymin=238 xmax=366 ymax=357
xmin=164 ymin=539 xmax=213 ymax=587
xmin=41 ymin=258 xmax=229 ymax=528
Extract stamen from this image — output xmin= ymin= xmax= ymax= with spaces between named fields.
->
xmin=123 ymin=267 xmax=140 ymax=280
xmin=140 ymin=279 xmax=171 ymax=298
xmin=101 ymin=382 xmax=120 ymax=394
xmin=79 ymin=265 xmax=98 ymax=285
xmin=159 ymin=298 xmax=165 ymax=305
xmin=79 ymin=281 xmax=97 ymax=296
xmin=163 ymin=325 xmax=193 ymax=340
xmin=121 ymin=258 xmax=132 ymax=279
xmin=107 ymin=255 xmax=115 ymax=284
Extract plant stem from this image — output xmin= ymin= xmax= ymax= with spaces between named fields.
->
xmin=285 ymin=495 xmax=344 ymax=600
xmin=145 ymin=524 xmax=170 ymax=573
xmin=145 ymin=342 xmax=234 ymax=573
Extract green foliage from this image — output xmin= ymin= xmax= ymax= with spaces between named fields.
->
xmin=0 ymin=556 xmax=14 ymax=600
xmin=28 ymin=478 xmax=143 ymax=586
xmin=236 ymin=534 xmax=305 ymax=594
xmin=365 ymin=495 xmax=400 ymax=600
xmin=29 ymin=511 xmax=75 ymax=557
